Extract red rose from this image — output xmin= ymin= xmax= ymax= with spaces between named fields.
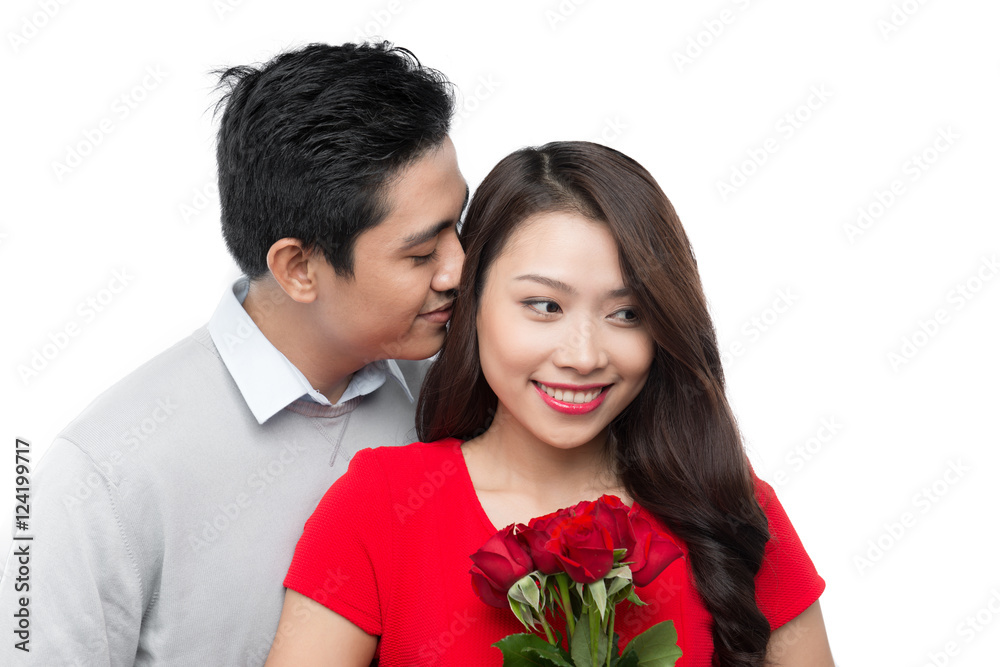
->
xmin=628 ymin=509 xmax=683 ymax=587
xmin=470 ymin=525 xmax=535 ymax=608
xmin=545 ymin=513 xmax=615 ymax=584
xmin=518 ymin=512 xmax=565 ymax=575
xmin=590 ymin=495 xmax=635 ymax=554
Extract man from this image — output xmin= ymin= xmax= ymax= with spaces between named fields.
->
xmin=0 ymin=42 xmax=467 ymax=665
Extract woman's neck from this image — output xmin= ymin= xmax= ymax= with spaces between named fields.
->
xmin=462 ymin=406 xmax=627 ymax=524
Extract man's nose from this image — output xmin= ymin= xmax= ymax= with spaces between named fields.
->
xmin=431 ymin=228 xmax=465 ymax=293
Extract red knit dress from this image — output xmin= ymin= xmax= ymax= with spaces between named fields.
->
xmin=284 ymin=438 xmax=825 ymax=666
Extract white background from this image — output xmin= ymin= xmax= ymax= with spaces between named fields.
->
xmin=3 ymin=0 xmax=999 ymax=664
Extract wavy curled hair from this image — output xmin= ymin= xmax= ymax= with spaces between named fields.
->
xmin=417 ymin=141 xmax=772 ymax=666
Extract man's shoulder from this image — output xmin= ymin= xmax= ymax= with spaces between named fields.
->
xmin=57 ymin=326 xmax=235 ymax=458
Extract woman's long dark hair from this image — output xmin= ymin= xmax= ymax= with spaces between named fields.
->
xmin=417 ymin=142 xmax=771 ymax=666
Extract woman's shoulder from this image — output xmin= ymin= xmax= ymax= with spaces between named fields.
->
xmin=349 ymin=437 xmax=465 ymax=484
xmin=304 ymin=438 xmax=467 ymax=532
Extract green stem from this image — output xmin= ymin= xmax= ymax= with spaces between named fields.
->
xmin=539 ymin=613 xmax=556 ymax=645
xmin=557 ymin=576 xmax=576 ymax=640
xmin=590 ymin=606 xmax=600 ymax=667
xmin=605 ymin=606 xmax=616 ymax=667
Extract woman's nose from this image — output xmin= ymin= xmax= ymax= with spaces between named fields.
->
xmin=552 ymin=320 xmax=609 ymax=375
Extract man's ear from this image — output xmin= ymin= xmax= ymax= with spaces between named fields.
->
xmin=266 ymin=238 xmax=319 ymax=304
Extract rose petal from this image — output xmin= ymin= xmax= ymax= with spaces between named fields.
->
xmin=632 ymin=533 xmax=683 ymax=587
xmin=554 ymin=548 xmax=614 ymax=584
xmin=471 ymin=566 xmax=510 ymax=609
xmin=517 ymin=527 xmax=564 ymax=574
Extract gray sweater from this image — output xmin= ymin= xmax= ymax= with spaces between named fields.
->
xmin=0 ymin=326 xmax=427 ymax=666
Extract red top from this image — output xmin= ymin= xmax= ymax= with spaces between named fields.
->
xmin=285 ymin=438 xmax=825 ymax=666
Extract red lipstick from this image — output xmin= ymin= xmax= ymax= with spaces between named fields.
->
xmin=533 ymin=381 xmax=610 ymax=415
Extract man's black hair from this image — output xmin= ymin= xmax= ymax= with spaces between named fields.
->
xmin=213 ymin=42 xmax=455 ymax=279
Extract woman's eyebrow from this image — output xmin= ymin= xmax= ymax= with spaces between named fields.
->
xmin=514 ymin=274 xmax=575 ymax=294
xmin=514 ymin=274 xmax=630 ymax=298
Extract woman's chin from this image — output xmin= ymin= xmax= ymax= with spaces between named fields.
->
xmin=533 ymin=428 xmax=607 ymax=452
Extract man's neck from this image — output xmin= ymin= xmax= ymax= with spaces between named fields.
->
xmin=242 ymin=282 xmax=358 ymax=404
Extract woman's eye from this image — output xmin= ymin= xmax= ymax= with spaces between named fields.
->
xmin=524 ymin=300 xmax=561 ymax=315
xmin=610 ymin=308 xmax=639 ymax=323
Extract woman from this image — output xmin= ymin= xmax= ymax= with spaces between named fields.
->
xmin=266 ymin=142 xmax=834 ymax=666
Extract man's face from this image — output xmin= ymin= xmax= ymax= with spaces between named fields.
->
xmin=313 ymin=135 xmax=468 ymax=363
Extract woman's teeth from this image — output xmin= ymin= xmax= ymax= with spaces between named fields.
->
xmin=536 ymin=382 xmax=602 ymax=404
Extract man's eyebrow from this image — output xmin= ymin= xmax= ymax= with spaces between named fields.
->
xmin=398 ymin=184 xmax=469 ymax=251
xmin=399 ymin=221 xmax=452 ymax=251
xmin=515 ymin=274 xmax=631 ymax=299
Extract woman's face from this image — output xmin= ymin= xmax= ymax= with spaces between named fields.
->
xmin=476 ymin=211 xmax=656 ymax=451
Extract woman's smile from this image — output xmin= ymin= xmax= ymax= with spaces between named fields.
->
xmin=532 ymin=381 xmax=611 ymax=414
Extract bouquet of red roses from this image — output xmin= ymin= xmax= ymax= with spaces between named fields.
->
xmin=470 ymin=495 xmax=684 ymax=666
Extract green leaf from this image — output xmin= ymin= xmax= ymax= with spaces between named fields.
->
xmin=621 ymin=621 xmax=682 ymax=667
xmin=625 ymin=588 xmax=647 ymax=607
xmin=605 ymin=565 xmax=632 ymax=580
xmin=494 ymin=633 xmax=571 ymax=667
xmin=587 ymin=580 xmax=608 ymax=622
xmin=523 ymin=645 xmax=576 ymax=667
xmin=511 ymin=574 xmax=542 ymax=612
xmin=606 ymin=577 xmax=630 ymax=599
xmin=569 ymin=608 xmax=609 ymax=667
xmin=612 ymin=547 xmax=629 ymax=561
xmin=510 ymin=598 xmax=538 ymax=631
xmin=612 ymin=649 xmax=640 ymax=667
xmin=569 ymin=610 xmax=592 ymax=667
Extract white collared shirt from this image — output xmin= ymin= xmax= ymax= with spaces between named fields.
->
xmin=207 ymin=277 xmax=414 ymax=424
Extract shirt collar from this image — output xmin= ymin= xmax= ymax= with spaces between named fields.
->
xmin=208 ymin=277 xmax=414 ymax=424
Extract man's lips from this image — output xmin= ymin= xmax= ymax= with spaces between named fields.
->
xmin=418 ymin=301 xmax=454 ymax=323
